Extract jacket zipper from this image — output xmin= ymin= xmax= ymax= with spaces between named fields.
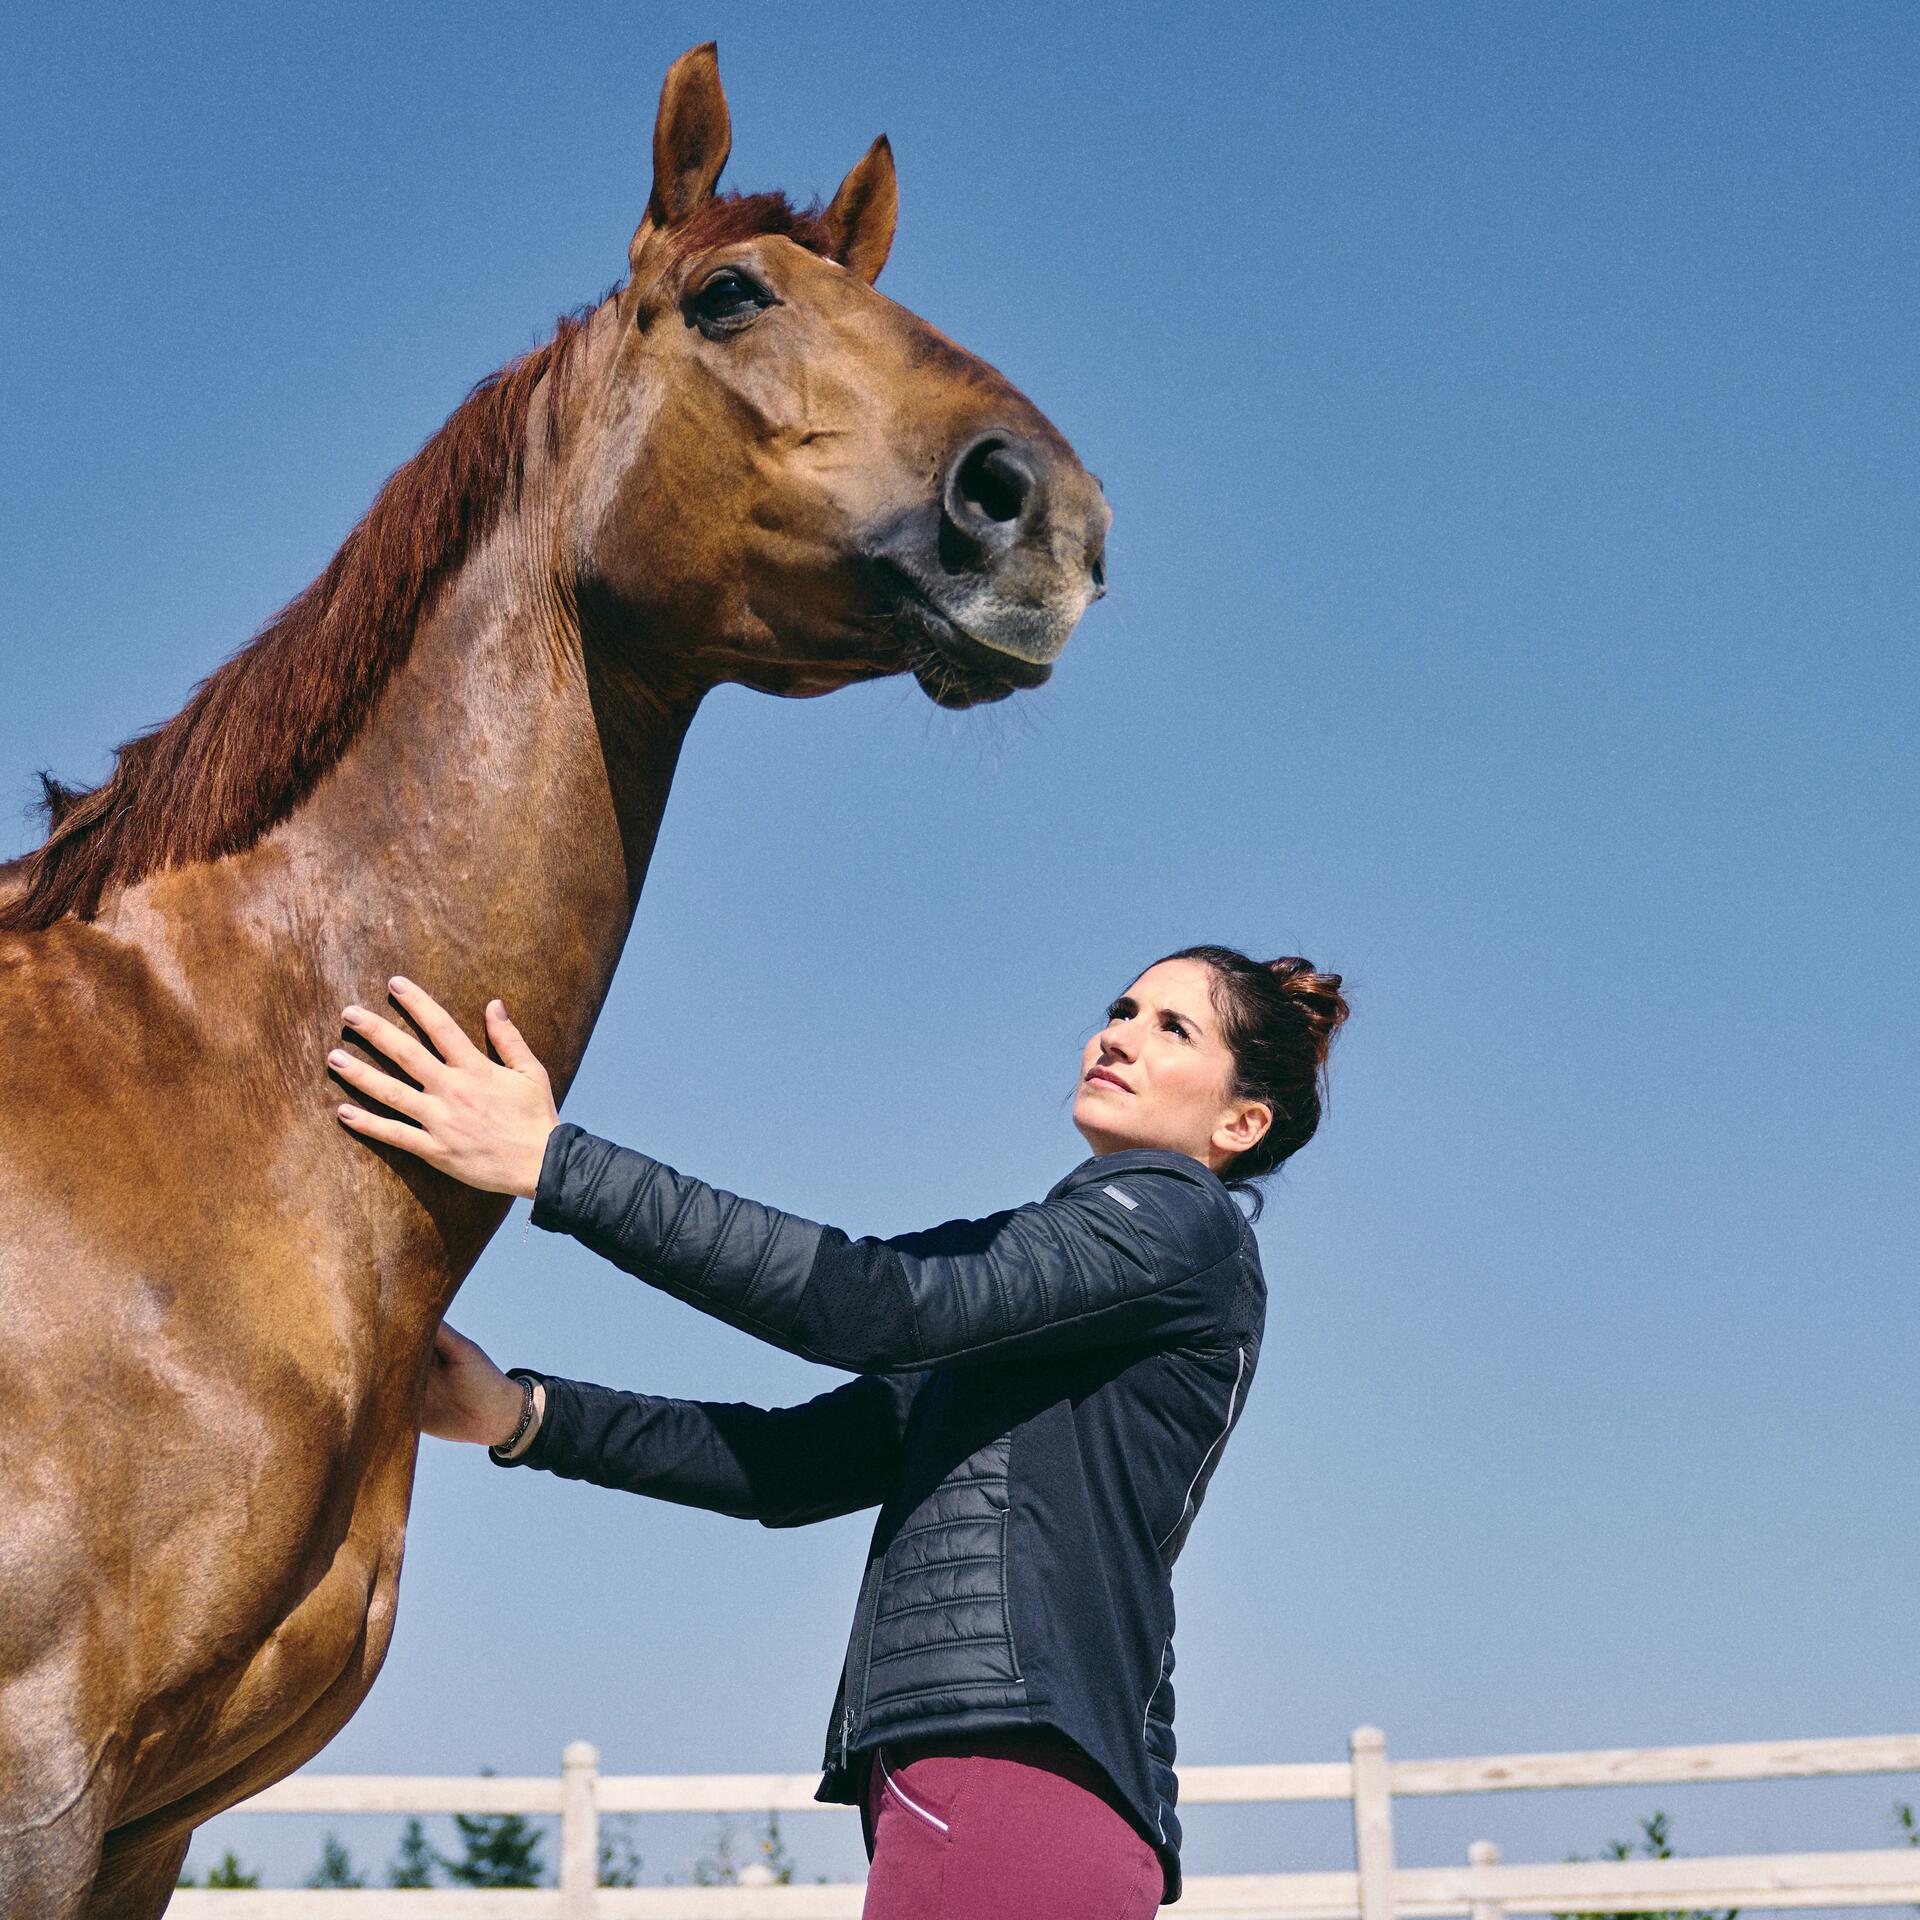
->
xmin=1143 ymin=1634 xmax=1173 ymax=1845
xmin=841 ymin=1388 xmax=943 ymax=1768
xmin=839 ymin=1552 xmax=885 ymax=1769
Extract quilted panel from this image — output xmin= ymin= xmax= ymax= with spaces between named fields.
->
xmin=865 ymin=1436 xmax=1022 ymax=1702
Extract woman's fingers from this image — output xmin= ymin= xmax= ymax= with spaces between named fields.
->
xmin=388 ymin=976 xmax=484 ymax=1066
xmin=336 ymin=1103 xmax=445 ymax=1164
xmin=340 ymin=1004 xmax=442 ymax=1084
xmin=328 ymin=978 xmax=551 ymax=1197
xmin=485 ymin=1000 xmax=547 ymax=1079
xmin=327 ymin=1048 xmax=428 ymax=1119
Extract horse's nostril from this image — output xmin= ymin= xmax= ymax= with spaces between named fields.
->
xmin=956 ymin=439 xmax=1032 ymax=526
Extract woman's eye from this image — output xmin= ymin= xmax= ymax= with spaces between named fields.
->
xmin=693 ymin=270 xmax=770 ymax=332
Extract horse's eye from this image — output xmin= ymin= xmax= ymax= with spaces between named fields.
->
xmin=692 ymin=269 xmax=772 ymax=336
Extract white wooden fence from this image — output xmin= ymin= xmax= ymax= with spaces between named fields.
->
xmin=169 ymin=1729 xmax=1920 ymax=1919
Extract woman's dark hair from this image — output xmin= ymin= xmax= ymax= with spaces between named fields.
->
xmin=1155 ymin=944 xmax=1349 ymax=1219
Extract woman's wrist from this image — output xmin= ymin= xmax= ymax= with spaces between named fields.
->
xmin=491 ymin=1373 xmax=546 ymax=1459
xmin=518 ymin=1121 xmax=559 ymax=1201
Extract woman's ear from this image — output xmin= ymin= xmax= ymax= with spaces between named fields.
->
xmin=1213 ymin=1100 xmax=1272 ymax=1160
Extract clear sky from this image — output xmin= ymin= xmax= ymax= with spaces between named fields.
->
xmin=4 ymin=0 xmax=1915 ymax=1896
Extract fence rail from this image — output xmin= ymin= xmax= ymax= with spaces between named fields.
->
xmin=169 ymin=1729 xmax=1920 ymax=1919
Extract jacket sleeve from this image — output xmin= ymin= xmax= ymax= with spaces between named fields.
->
xmin=529 ymin=1124 xmax=1244 ymax=1375
xmin=494 ymin=1367 xmax=921 ymax=1528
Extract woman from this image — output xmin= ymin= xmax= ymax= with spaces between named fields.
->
xmin=327 ymin=944 xmax=1346 ymax=1916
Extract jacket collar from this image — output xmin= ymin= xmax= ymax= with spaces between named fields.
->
xmin=1046 ymin=1146 xmax=1228 ymax=1203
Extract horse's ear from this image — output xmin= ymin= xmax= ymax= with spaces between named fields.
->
xmin=824 ymin=135 xmax=898 ymax=286
xmin=630 ymin=42 xmax=732 ymax=274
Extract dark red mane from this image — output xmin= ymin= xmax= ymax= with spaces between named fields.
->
xmin=1 ymin=314 xmax=597 ymax=934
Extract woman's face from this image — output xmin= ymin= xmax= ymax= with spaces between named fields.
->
xmin=1072 ymin=958 xmax=1272 ymax=1170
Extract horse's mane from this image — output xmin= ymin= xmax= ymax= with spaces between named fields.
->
xmin=1 ymin=190 xmax=829 ymax=935
xmin=0 ymin=316 xmax=592 ymax=934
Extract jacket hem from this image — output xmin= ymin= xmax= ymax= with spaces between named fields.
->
xmin=813 ymin=1706 xmax=1182 ymax=1902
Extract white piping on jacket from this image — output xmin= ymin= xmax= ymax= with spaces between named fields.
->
xmin=1158 ymin=1344 xmax=1247 ymax=1554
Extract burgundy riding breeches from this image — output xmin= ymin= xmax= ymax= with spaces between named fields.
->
xmin=859 ymin=1730 xmax=1165 ymax=1919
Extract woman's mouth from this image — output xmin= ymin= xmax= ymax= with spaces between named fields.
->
xmin=1085 ymin=1069 xmax=1131 ymax=1093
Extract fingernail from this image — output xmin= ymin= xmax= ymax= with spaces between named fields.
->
xmin=343 ymin=1006 xmax=364 ymax=1022
xmin=390 ymin=976 xmax=410 ymax=991
xmin=328 ymin=1050 xmax=347 ymax=1067
xmin=338 ymin=1104 xmax=356 ymax=1120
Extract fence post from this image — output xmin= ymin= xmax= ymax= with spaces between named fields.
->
xmin=1469 ymin=1838 xmax=1504 ymax=1920
xmin=559 ymin=1740 xmax=599 ymax=1920
xmin=1350 ymin=1725 xmax=1398 ymax=1920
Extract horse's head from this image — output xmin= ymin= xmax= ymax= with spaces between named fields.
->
xmin=559 ymin=44 xmax=1110 ymax=710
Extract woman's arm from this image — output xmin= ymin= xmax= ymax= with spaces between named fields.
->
xmin=325 ymin=981 xmax=1242 ymax=1377
xmin=426 ymin=1323 xmax=919 ymax=1527
xmin=532 ymin=1123 xmax=1244 ymax=1375
xmin=510 ymin=1368 xmax=920 ymax=1527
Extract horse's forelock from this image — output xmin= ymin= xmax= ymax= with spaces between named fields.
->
xmin=655 ymin=190 xmax=832 ymax=266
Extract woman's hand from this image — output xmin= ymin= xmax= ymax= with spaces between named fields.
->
xmin=329 ymin=977 xmax=558 ymax=1199
xmin=423 ymin=1321 xmax=540 ymax=1447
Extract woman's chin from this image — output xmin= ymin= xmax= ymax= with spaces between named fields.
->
xmin=1073 ymin=1109 xmax=1137 ymax=1159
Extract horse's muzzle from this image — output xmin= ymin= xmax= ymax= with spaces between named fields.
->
xmin=863 ymin=429 xmax=1110 ymax=703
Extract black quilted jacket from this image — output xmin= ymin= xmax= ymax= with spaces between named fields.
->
xmin=502 ymin=1123 xmax=1267 ymax=1902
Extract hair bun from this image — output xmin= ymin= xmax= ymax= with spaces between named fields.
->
xmin=1141 ymin=942 xmax=1349 ymax=1212
xmin=1263 ymin=956 xmax=1350 ymax=1062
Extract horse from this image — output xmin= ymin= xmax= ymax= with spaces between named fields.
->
xmin=0 ymin=43 xmax=1108 ymax=1917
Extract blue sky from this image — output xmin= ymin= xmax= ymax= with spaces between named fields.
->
xmin=4 ymin=0 xmax=1915 ymax=1893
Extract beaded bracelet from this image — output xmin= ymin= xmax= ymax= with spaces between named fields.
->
xmin=489 ymin=1370 xmax=540 ymax=1461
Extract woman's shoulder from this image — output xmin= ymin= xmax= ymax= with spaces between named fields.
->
xmin=1044 ymin=1149 xmax=1251 ymax=1266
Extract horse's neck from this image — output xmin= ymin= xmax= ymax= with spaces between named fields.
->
xmin=112 ymin=511 xmax=698 ymax=1311
xmin=268 ymin=548 xmax=696 ymax=1106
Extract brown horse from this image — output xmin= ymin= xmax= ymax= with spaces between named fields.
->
xmin=0 ymin=44 xmax=1107 ymax=1919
